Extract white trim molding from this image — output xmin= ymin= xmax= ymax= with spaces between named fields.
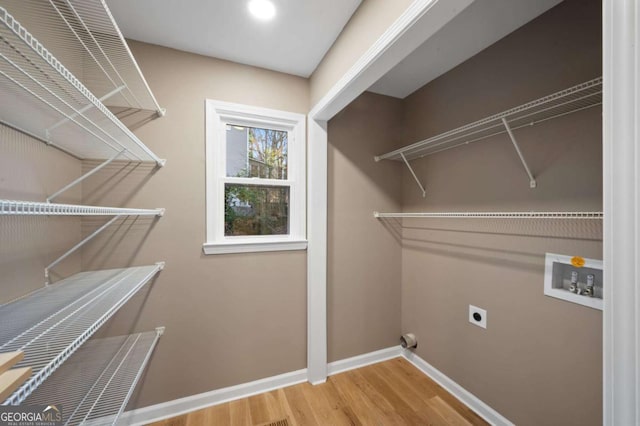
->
xmin=309 ymin=0 xmax=475 ymax=121
xmin=305 ymin=0 xmax=475 ymax=387
xmin=402 ymin=350 xmax=515 ymax=426
xmin=306 ymin=118 xmax=328 ymax=384
xmin=203 ymin=240 xmax=307 ymax=255
xmin=327 ymin=346 xmax=403 ymax=376
xmin=603 ymin=1 xmax=640 ymax=424
xmin=117 ymin=368 xmax=308 ymax=426
xmin=115 ymin=346 xmax=512 ymax=426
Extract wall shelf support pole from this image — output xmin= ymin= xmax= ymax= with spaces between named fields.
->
xmin=47 ymin=149 xmax=126 ymax=203
xmin=400 ymin=152 xmax=426 ymax=197
xmin=45 ymin=214 xmax=124 ymax=285
xmin=501 ymin=117 xmax=537 ymax=188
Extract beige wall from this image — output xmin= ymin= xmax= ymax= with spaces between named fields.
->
xmin=399 ymin=1 xmax=602 ymax=425
xmin=0 ymin=125 xmax=82 ymax=303
xmin=81 ymin=42 xmax=310 ymax=408
xmin=310 ymin=0 xmax=413 ymax=107
xmin=327 ymin=92 xmax=404 ymax=362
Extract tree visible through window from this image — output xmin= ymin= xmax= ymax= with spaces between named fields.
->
xmin=225 ymin=125 xmax=289 ymax=236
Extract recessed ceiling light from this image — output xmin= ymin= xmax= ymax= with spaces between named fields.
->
xmin=248 ymin=0 xmax=276 ymax=21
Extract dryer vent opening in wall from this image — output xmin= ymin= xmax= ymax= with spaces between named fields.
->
xmin=400 ymin=333 xmax=417 ymax=349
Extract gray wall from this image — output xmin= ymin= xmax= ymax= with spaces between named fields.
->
xmin=0 ymin=125 xmax=82 ymax=303
xmin=399 ymin=1 xmax=602 ymax=425
xmin=327 ymin=91 xmax=404 ymax=362
xmin=80 ymin=41 xmax=310 ymax=409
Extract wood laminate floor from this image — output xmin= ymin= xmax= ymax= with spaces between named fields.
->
xmin=149 ymin=358 xmax=489 ymax=426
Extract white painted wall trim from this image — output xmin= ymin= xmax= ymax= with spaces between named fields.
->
xmin=115 ymin=346 xmax=512 ymax=426
xmin=305 ymin=0 xmax=476 ymax=386
xmin=309 ymin=0 xmax=475 ymax=121
xmin=306 ymin=118 xmax=328 ymax=384
xmin=116 ymin=368 xmax=308 ymax=426
xmin=327 ymin=346 xmax=403 ymax=376
xmin=116 ymin=347 xmax=401 ymax=425
xmin=203 ymin=240 xmax=307 ymax=255
xmin=402 ymin=350 xmax=514 ymax=426
xmin=602 ymin=1 xmax=640 ymax=425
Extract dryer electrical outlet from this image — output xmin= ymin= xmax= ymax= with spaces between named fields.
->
xmin=469 ymin=305 xmax=487 ymax=329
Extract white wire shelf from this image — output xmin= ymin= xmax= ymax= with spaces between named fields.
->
xmin=374 ymin=211 xmax=604 ymax=219
xmin=0 ymin=199 xmax=164 ymax=216
xmin=1 ymin=0 xmax=164 ymax=115
xmin=0 ymin=7 xmax=165 ymax=165
xmin=24 ymin=329 xmax=162 ymax=426
xmin=375 ymin=77 xmax=602 ymax=162
xmin=0 ymin=264 xmax=164 ymax=405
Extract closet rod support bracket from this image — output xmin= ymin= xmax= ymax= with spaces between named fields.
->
xmin=501 ymin=117 xmax=537 ymax=189
xmin=400 ymin=152 xmax=426 ymax=198
xmin=155 ymin=326 xmax=166 ymax=336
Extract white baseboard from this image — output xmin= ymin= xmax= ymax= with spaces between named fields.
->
xmin=328 ymin=345 xmax=403 ymax=376
xmin=117 ymin=368 xmax=308 ymax=426
xmin=117 ymin=346 xmax=401 ymax=425
xmin=116 ymin=346 xmax=511 ymax=426
xmin=402 ymin=350 xmax=514 ymax=426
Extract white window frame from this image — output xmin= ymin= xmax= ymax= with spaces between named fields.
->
xmin=203 ymin=99 xmax=307 ymax=255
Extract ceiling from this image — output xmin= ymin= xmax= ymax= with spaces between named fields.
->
xmin=369 ymin=0 xmax=563 ymax=99
xmin=105 ymin=0 xmax=362 ymax=78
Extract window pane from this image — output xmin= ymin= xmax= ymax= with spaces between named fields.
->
xmin=226 ymin=125 xmax=288 ymax=179
xmin=224 ymin=184 xmax=290 ymax=236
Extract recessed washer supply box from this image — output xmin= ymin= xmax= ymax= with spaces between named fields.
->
xmin=544 ymin=253 xmax=603 ymax=310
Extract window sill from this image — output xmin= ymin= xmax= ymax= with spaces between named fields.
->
xmin=202 ymin=240 xmax=308 ymax=255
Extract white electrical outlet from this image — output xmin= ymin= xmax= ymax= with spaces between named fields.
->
xmin=469 ymin=305 xmax=487 ymax=329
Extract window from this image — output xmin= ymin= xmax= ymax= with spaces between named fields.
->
xmin=204 ymin=100 xmax=306 ymax=254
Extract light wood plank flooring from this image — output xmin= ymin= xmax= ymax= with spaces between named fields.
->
xmin=149 ymin=358 xmax=488 ymax=426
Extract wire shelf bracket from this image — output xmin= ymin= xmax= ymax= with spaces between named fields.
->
xmin=501 ymin=117 xmax=537 ymax=189
xmin=47 ymin=150 xmax=127 ymax=203
xmin=44 ymin=215 xmax=123 ymax=286
xmin=400 ymin=152 xmax=426 ymax=197
xmin=0 ymin=264 xmax=165 ymax=405
xmin=45 ymin=85 xmax=126 ymax=136
xmin=373 ymin=211 xmax=604 ymax=219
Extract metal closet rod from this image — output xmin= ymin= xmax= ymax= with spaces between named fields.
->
xmin=373 ymin=211 xmax=604 ymax=219
xmin=0 ymin=199 xmax=164 ymax=216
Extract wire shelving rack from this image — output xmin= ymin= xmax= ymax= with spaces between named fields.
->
xmin=0 ymin=6 xmax=164 ymax=165
xmin=374 ymin=77 xmax=602 ymax=195
xmin=0 ymin=199 xmax=164 ymax=216
xmin=0 ymin=264 xmax=164 ymax=405
xmin=24 ymin=330 xmax=162 ymax=426
xmin=1 ymin=0 xmax=164 ymax=116
xmin=374 ymin=211 xmax=604 ymax=220
xmin=375 ymin=78 xmax=602 ymax=162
